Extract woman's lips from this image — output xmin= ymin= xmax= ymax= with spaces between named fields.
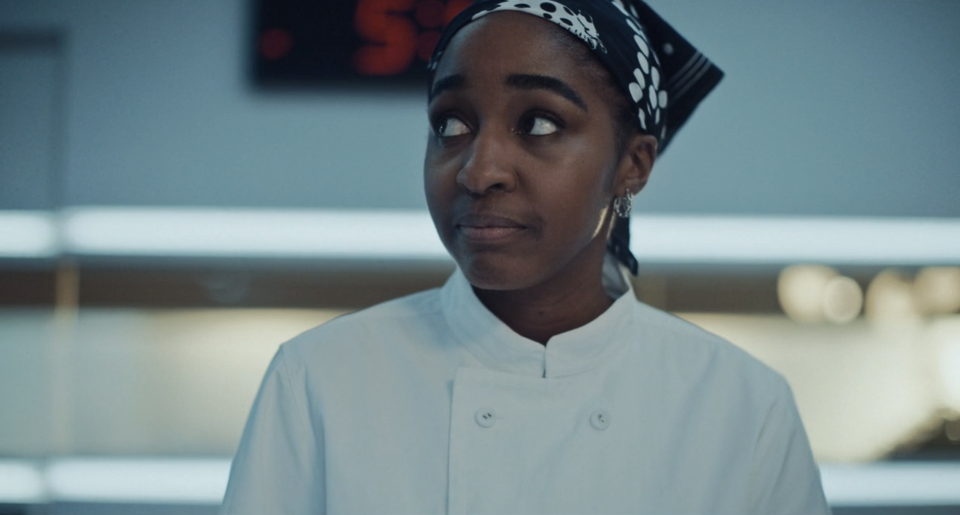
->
xmin=456 ymin=214 xmax=527 ymax=242
xmin=459 ymin=226 xmax=525 ymax=241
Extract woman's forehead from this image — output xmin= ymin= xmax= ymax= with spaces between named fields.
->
xmin=433 ymin=12 xmax=593 ymax=85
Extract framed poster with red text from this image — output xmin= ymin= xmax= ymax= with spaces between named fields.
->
xmin=254 ymin=0 xmax=470 ymax=88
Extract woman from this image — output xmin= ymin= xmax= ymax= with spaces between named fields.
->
xmin=222 ymin=1 xmax=830 ymax=513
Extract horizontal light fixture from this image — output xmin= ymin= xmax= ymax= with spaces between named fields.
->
xmin=634 ymin=215 xmax=960 ymax=265
xmin=0 ymin=210 xmax=58 ymax=258
xmin=820 ymin=462 xmax=960 ymax=506
xmin=63 ymin=208 xmax=448 ymax=259
xmin=0 ymin=208 xmax=957 ymax=265
xmin=45 ymin=458 xmax=230 ymax=504
xmin=0 ymin=460 xmax=44 ymax=503
xmin=0 ymin=458 xmax=958 ymax=506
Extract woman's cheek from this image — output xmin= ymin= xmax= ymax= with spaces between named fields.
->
xmin=425 ymin=162 xmax=454 ymax=202
xmin=424 ymin=162 xmax=457 ymax=236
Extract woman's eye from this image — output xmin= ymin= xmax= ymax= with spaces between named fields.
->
xmin=520 ymin=115 xmax=559 ymax=136
xmin=436 ymin=117 xmax=470 ymax=137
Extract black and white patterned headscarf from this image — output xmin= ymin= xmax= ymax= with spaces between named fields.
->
xmin=428 ymin=0 xmax=723 ymax=274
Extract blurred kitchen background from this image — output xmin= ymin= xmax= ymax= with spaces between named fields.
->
xmin=1 ymin=0 xmax=959 ymax=513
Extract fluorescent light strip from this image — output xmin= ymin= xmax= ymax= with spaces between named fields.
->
xmin=0 ymin=460 xmax=44 ymax=503
xmin=63 ymin=208 xmax=449 ymax=259
xmin=1 ymin=459 xmax=959 ymax=506
xmin=1 ymin=208 xmax=958 ymax=264
xmin=820 ymin=462 xmax=960 ymax=506
xmin=0 ymin=210 xmax=58 ymax=258
xmin=633 ymin=215 xmax=960 ymax=265
xmin=45 ymin=458 xmax=230 ymax=504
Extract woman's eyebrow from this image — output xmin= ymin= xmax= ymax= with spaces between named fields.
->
xmin=429 ymin=74 xmax=465 ymax=102
xmin=506 ymin=74 xmax=587 ymax=111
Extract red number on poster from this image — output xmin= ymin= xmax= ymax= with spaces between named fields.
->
xmin=353 ymin=0 xmax=417 ymax=75
xmin=353 ymin=0 xmax=470 ymax=76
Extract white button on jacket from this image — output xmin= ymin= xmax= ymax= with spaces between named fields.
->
xmin=221 ymin=260 xmax=830 ymax=514
xmin=475 ymin=407 xmax=496 ymax=428
xmin=590 ymin=409 xmax=610 ymax=430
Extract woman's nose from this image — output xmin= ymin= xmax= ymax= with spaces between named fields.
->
xmin=456 ymin=128 xmax=518 ymax=196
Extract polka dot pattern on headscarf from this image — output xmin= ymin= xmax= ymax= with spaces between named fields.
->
xmin=471 ymin=1 xmax=607 ymax=52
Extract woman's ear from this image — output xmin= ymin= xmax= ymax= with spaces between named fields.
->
xmin=617 ymin=133 xmax=658 ymax=195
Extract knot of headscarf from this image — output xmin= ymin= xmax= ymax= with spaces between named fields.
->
xmin=428 ymin=0 xmax=723 ymax=274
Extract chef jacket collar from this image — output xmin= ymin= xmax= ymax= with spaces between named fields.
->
xmin=441 ymin=256 xmax=636 ymax=378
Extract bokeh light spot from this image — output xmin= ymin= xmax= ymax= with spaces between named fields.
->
xmin=914 ymin=266 xmax=960 ymax=315
xmin=823 ymin=276 xmax=863 ymax=324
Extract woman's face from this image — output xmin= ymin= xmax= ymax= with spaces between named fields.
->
xmin=424 ymin=12 xmax=641 ymax=291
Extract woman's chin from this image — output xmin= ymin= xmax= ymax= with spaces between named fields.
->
xmin=457 ymin=255 xmax=541 ymax=292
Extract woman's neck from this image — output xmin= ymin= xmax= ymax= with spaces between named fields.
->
xmin=472 ymin=267 xmax=614 ymax=346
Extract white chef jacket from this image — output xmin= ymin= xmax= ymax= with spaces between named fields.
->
xmin=221 ymin=260 xmax=830 ymax=514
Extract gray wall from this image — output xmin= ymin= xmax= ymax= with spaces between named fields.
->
xmin=1 ymin=0 xmax=958 ymax=216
